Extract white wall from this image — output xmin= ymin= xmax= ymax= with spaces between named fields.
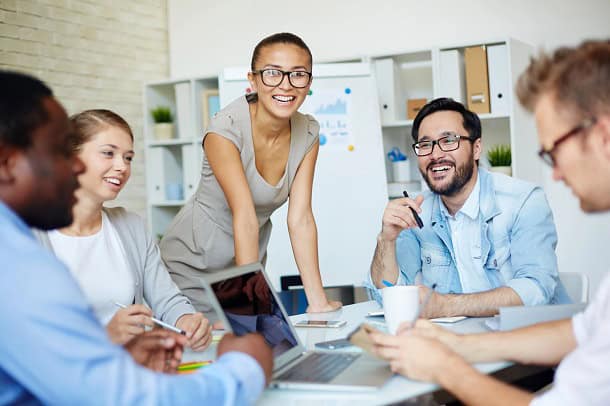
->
xmin=167 ymin=0 xmax=610 ymax=297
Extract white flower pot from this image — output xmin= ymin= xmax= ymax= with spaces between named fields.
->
xmin=153 ymin=123 xmax=174 ymax=140
xmin=392 ymin=160 xmax=411 ymax=182
xmin=490 ymin=166 xmax=512 ymax=176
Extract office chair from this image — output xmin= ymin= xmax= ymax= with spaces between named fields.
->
xmin=559 ymin=272 xmax=589 ymax=303
xmin=277 ymin=275 xmax=356 ymax=316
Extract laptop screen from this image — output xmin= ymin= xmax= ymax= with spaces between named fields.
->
xmin=210 ymin=270 xmax=298 ymax=357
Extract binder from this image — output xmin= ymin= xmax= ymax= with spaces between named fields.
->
xmin=147 ymin=147 xmax=166 ymax=202
xmin=464 ymin=46 xmax=490 ymax=114
xmin=487 ymin=44 xmax=511 ymax=115
xmin=174 ymin=82 xmax=195 ymax=139
xmin=148 ymin=146 xmax=182 ymax=202
xmin=373 ymin=58 xmax=401 ymax=123
xmin=438 ymin=49 xmax=465 ymax=103
xmin=181 ymin=143 xmax=201 ymax=200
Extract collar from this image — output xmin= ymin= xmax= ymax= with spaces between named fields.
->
xmin=432 ymin=168 xmax=500 ymax=225
xmin=0 ymin=200 xmax=34 ymax=237
xmin=440 ymin=174 xmax=480 ymax=220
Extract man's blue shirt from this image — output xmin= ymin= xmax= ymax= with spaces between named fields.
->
xmin=0 ymin=201 xmax=264 ymax=405
xmin=368 ymin=168 xmax=569 ymax=305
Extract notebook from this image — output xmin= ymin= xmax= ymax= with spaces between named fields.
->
xmin=201 ymin=262 xmax=392 ymax=391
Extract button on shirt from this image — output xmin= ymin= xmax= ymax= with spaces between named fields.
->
xmin=441 ymin=177 xmax=491 ymax=293
xmin=0 ymin=201 xmax=265 ymax=405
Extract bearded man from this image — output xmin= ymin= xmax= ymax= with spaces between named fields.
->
xmin=368 ymin=98 xmax=568 ymax=318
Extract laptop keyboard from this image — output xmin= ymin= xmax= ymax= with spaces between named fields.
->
xmin=276 ymin=352 xmax=360 ymax=383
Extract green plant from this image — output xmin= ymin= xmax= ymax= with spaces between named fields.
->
xmin=487 ymin=144 xmax=511 ymax=166
xmin=150 ymin=106 xmax=173 ymax=123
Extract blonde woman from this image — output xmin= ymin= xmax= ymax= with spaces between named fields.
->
xmin=36 ymin=109 xmax=211 ymax=350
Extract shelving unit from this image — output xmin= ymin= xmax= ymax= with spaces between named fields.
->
xmin=371 ymin=38 xmax=541 ymax=198
xmin=143 ymin=76 xmax=218 ymax=239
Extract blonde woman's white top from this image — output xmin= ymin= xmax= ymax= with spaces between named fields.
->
xmin=48 ymin=211 xmax=134 ymax=325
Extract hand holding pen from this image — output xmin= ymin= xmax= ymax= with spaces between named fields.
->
xmin=402 ymin=191 xmax=424 ymax=229
xmin=109 ymin=302 xmax=185 ymax=345
xmin=380 ymin=190 xmax=424 ymax=241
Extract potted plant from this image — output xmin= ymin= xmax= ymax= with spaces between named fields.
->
xmin=487 ymin=144 xmax=512 ymax=176
xmin=151 ymin=106 xmax=174 ymax=140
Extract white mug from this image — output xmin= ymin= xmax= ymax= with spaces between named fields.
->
xmin=382 ymin=285 xmax=419 ymax=334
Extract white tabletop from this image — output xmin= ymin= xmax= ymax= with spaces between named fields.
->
xmin=184 ymin=301 xmax=511 ymax=405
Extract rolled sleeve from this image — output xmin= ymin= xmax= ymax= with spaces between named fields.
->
xmin=365 ymin=229 xmax=418 ymax=305
xmin=363 ymin=271 xmax=408 ymax=305
xmin=506 ymin=278 xmax=546 ymax=306
xmin=507 ymin=187 xmax=559 ymax=305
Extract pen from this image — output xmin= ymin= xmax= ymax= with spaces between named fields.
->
xmin=403 ymin=190 xmax=424 ymax=229
xmin=114 ymin=302 xmax=186 ymax=335
xmin=381 ymin=279 xmax=395 ymax=288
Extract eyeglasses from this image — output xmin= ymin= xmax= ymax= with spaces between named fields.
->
xmin=412 ymin=132 xmax=475 ymax=156
xmin=252 ymin=69 xmax=312 ymax=88
xmin=538 ymin=117 xmax=597 ymax=167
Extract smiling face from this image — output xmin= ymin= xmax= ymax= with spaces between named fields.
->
xmin=535 ymin=93 xmax=610 ymax=212
xmin=417 ymin=110 xmax=481 ymax=196
xmin=247 ymin=43 xmax=312 ymax=120
xmin=76 ymin=125 xmax=134 ymax=205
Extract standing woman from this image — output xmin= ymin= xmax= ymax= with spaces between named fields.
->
xmin=160 ymin=33 xmax=341 ymax=313
xmin=35 ymin=110 xmax=212 ymax=350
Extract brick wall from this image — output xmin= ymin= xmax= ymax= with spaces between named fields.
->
xmin=0 ymin=0 xmax=169 ymax=218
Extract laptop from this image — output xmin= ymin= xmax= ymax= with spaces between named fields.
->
xmin=201 ymin=262 xmax=392 ymax=391
xmin=499 ymin=302 xmax=587 ymax=331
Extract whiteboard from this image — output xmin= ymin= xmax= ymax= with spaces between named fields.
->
xmin=219 ymin=63 xmax=388 ymax=290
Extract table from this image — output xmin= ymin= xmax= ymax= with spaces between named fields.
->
xmin=184 ymin=301 xmax=541 ymax=405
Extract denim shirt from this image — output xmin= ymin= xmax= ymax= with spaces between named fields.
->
xmin=367 ymin=168 xmax=570 ymax=305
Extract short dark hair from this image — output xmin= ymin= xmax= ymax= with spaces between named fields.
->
xmin=0 ymin=70 xmax=53 ymax=148
xmin=250 ymin=32 xmax=313 ymax=71
xmin=411 ymin=97 xmax=482 ymax=142
xmin=516 ymin=39 xmax=610 ymax=117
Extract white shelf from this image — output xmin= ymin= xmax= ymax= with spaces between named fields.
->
xmin=144 ymin=77 xmax=219 ymax=237
xmin=388 ymin=181 xmax=423 ymax=198
xmin=146 ymin=138 xmax=198 ymax=147
xmin=382 ymin=119 xmax=414 ymax=128
xmin=479 ymin=112 xmax=510 ymax=120
xmin=150 ymin=200 xmax=187 ymax=207
xmin=380 ymin=113 xmax=508 ymax=129
xmin=399 ymin=60 xmax=433 ymax=70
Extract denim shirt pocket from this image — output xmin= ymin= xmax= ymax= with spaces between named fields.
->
xmin=484 ymin=236 xmax=511 ymax=286
xmin=420 ymin=243 xmax=452 ymax=292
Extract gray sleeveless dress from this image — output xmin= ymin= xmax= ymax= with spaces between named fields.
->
xmin=160 ymin=95 xmax=320 ymax=313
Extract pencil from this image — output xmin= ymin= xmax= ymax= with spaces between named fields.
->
xmin=177 ymin=361 xmax=213 ymax=372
